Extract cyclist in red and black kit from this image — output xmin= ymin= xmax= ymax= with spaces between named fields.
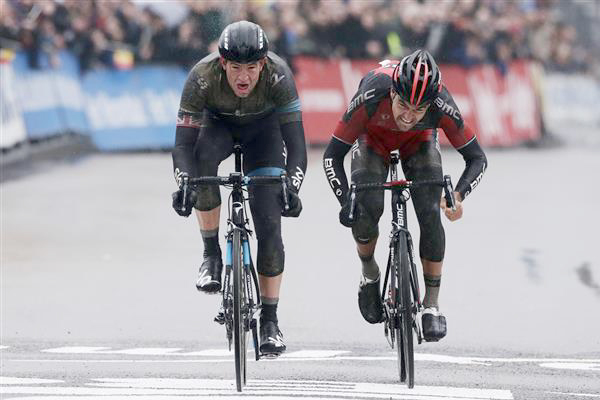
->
xmin=322 ymin=50 xmax=487 ymax=341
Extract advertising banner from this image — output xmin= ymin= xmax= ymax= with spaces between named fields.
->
xmin=0 ymin=62 xmax=27 ymax=148
xmin=82 ymin=66 xmax=186 ymax=150
xmin=540 ymin=73 xmax=600 ymax=145
xmin=11 ymin=51 xmax=88 ymax=138
xmin=294 ymin=57 xmax=541 ymax=147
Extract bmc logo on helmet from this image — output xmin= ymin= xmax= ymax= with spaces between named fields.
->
xmin=434 ymin=97 xmax=461 ymax=120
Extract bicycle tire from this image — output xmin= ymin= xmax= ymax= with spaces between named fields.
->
xmin=232 ymin=229 xmax=247 ymax=392
xmin=396 ymin=234 xmax=415 ymax=388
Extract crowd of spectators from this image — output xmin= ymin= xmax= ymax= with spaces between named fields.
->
xmin=0 ymin=0 xmax=597 ymax=77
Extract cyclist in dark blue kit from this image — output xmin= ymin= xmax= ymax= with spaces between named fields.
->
xmin=323 ymin=50 xmax=487 ymax=341
xmin=171 ymin=21 xmax=307 ymax=356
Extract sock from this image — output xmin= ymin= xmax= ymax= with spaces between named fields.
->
xmin=359 ymin=253 xmax=380 ymax=282
xmin=423 ymin=274 xmax=441 ymax=309
xmin=201 ymin=228 xmax=220 ymax=256
xmin=260 ymin=297 xmax=279 ymax=323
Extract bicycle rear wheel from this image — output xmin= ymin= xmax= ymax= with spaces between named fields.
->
xmin=232 ymin=229 xmax=247 ymax=392
xmin=395 ymin=234 xmax=414 ymax=388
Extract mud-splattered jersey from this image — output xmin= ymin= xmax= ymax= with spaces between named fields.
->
xmin=332 ymin=60 xmax=476 ymax=159
xmin=323 ymin=60 xmax=487 ymax=204
xmin=177 ymin=51 xmax=302 ymax=126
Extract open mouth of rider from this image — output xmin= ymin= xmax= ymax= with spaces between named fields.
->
xmin=237 ymin=82 xmax=250 ymax=91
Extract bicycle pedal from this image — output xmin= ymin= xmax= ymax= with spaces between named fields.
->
xmin=214 ymin=312 xmax=225 ymax=325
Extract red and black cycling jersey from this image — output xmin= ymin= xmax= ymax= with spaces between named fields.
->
xmin=323 ymin=60 xmax=487 ymax=204
xmin=333 ymin=60 xmax=476 ymax=159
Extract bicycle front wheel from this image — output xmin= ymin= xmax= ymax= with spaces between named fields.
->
xmin=232 ymin=229 xmax=247 ymax=392
xmin=395 ymin=234 xmax=415 ymax=388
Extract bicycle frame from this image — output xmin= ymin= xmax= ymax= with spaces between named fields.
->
xmin=381 ymin=153 xmax=423 ymax=345
xmin=221 ymin=146 xmax=261 ymax=354
xmin=186 ymin=143 xmax=289 ymax=392
xmin=347 ymin=151 xmax=455 ymax=388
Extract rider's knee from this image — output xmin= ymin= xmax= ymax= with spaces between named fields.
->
xmin=194 ymin=187 xmax=222 ymax=211
xmin=352 ymin=219 xmax=379 ymax=244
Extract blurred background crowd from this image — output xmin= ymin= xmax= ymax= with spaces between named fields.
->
xmin=1 ymin=0 xmax=599 ymax=77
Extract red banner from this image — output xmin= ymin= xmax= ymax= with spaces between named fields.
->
xmin=294 ymin=57 xmax=541 ymax=147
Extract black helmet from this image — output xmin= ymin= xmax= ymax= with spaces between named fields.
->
xmin=392 ymin=50 xmax=442 ymax=106
xmin=218 ymin=20 xmax=268 ymax=63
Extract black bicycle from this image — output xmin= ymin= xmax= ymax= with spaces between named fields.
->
xmin=180 ymin=143 xmax=290 ymax=392
xmin=347 ymin=151 xmax=455 ymax=388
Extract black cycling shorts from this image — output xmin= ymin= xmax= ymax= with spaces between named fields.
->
xmin=351 ymin=135 xmax=445 ymax=262
xmin=193 ymin=111 xmax=286 ymax=277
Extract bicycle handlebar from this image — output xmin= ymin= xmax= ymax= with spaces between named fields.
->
xmin=179 ymin=173 xmax=290 ymax=213
xmin=348 ymin=175 xmax=456 ymax=222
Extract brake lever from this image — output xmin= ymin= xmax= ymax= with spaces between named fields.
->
xmin=180 ymin=174 xmax=190 ymax=212
xmin=348 ymin=185 xmax=357 ymax=221
xmin=281 ymin=175 xmax=290 ymax=211
xmin=443 ymin=175 xmax=456 ymax=211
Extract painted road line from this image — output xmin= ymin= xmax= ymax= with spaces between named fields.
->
xmin=0 ymin=346 xmax=9 ymax=350
xmin=539 ymin=362 xmax=600 ymax=371
xmin=282 ymin=350 xmax=351 ymax=358
xmin=6 ymin=355 xmax=600 ymax=370
xmin=110 ymin=348 xmax=185 ymax=355
xmin=182 ymin=349 xmax=233 ymax=356
xmin=0 ymin=377 xmax=63 ymax=385
xmin=36 ymin=347 xmax=600 ymax=365
xmin=0 ymin=377 xmax=514 ymax=399
xmin=415 ymin=354 xmax=490 ymax=366
xmin=41 ymin=347 xmax=111 ymax=354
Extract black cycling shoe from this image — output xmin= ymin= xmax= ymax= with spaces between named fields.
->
xmin=196 ymin=252 xmax=223 ymax=293
xmin=422 ymin=307 xmax=447 ymax=342
xmin=358 ymin=275 xmax=385 ymax=324
xmin=259 ymin=320 xmax=286 ymax=356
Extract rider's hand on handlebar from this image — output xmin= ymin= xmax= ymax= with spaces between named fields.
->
xmin=172 ymin=174 xmax=198 ymax=217
xmin=440 ymin=191 xmax=463 ymax=222
xmin=281 ymin=188 xmax=302 ymax=218
xmin=339 ymin=201 xmax=362 ymax=228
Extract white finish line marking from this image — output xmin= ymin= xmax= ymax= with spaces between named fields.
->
xmin=539 ymin=362 xmax=600 ymax=371
xmin=0 ymin=377 xmax=514 ymax=399
xmin=42 ymin=347 xmax=111 ymax=354
xmin=0 ymin=377 xmax=63 ymax=385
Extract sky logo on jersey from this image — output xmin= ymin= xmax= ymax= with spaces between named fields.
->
xmin=347 ymin=88 xmax=375 ymax=114
xmin=434 ymin=96 xmax=461 ymax=120
xmin=291 ymin=166 xmax=305 ymax=190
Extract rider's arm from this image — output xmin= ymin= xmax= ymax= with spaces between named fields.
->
xmin=322 ymin=82 xmax=372 ymax=205
xmin=439 ymin=115 xmax=487 ymax=200
xmin=172 ymin=113 xmax=201 ymax=186
xmin=455 ymin=138 xmax=487 ymax=200
xmin=322 ymin=136 xmax=352 ymax=206
xmin=172 ymin=64 xmax=207 ymax=186
xmin=435 ymin=86 xmax=488 ymax=200
xmin=279 ymin=115 xmax=307 ymax=192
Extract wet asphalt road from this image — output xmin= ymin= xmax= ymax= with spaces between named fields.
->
xmin=1 ymin=147 xmax=599 ymax=399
